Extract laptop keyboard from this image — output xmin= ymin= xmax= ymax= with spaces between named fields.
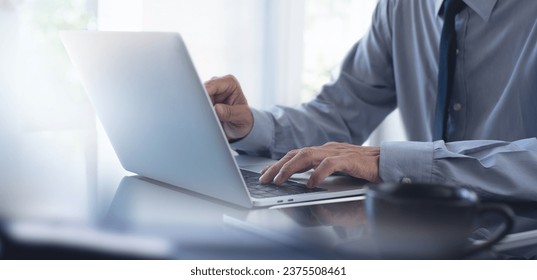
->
xmin=240 ymin=169 xmax=326 ymax=199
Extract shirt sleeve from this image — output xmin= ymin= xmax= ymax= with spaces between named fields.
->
xmin=380 ymin=138 xmax=537 ymax=201
xmin=232 ymin=0 xmax=397 ymax=159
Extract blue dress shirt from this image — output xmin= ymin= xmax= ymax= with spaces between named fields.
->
xmin=232 ymin=0 xmax=537 ymax=201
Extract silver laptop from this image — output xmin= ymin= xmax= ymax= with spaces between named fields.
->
xmin=60 ymin=31 xmax=366 ymax=208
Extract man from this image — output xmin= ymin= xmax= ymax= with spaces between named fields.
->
xmin=205 ymin=0 xmax=537 ymax=201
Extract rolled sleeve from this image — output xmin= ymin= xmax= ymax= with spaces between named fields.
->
xmin=230 ymin=108 xmax=274 ymax=154
xmin=380 ymin=141 xmax=434 ymax=184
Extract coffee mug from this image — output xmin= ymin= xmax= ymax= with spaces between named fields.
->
xmin=365 ymin=183 xmax=514 ymax=259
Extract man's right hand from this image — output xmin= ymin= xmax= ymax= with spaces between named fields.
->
xmin=204 ymin=75 xmax=253 ymax=141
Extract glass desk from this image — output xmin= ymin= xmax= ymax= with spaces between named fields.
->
xmin=1 ymin=131 xmax=536 ymax=259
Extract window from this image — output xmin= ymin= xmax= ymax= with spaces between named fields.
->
xmin=98 ymin=0 xmax=380 ymax=108
xmin=301 ymin=1 xmax=406 ymax=144
xmin=9 ymin=0 xmax=97 ymax=131
xmin=0 ymin=0 xmax=98 ymax=220
xmin=302 ymin=0 xmax=378 ymax=101
xmin=96 ymin=0 xmax=405 ymax=169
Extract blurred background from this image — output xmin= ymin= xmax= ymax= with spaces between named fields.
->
xmin=0 ymin=0 xmax=406 ymax=222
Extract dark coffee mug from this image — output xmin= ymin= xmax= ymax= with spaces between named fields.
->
xmin=365 ymin=183 xmax=514 ymax=259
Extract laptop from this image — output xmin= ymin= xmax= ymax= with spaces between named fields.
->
xmin=60 ymin=31 xmax=366 ymax=208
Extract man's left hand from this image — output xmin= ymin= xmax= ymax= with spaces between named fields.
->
xmin=259 ymin=142 xmax=382 ymax=187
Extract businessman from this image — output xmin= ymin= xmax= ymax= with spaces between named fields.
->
xmin=205 ymin=0 xmax=537 ymax=201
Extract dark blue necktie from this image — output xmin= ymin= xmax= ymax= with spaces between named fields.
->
xmin=433 ymin=0 xmax=466 ymax=141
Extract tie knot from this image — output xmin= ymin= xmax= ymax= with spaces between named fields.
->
xmin=442 ymin=0 xmax=466 ymax=17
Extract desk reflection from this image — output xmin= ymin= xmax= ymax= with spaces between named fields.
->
xmin=3 ymin=172 xmax=537 ymax=259
xmin=106 ymin=176 xmax=537 ymax=259
xmin=105 ymin=176 xmax=374 ymax=259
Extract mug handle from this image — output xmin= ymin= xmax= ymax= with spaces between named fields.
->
xmin=464 ymin=203 xmax=514 ymax=256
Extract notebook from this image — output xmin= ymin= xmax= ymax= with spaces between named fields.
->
xmin=61 ymin=31 xmax=366 ymax=208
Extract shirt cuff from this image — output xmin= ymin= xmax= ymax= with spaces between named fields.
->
xmin=379 ymin=141 xmax=434 ymax=184
xmin=230 ymin=108 xmax=274 ymax=154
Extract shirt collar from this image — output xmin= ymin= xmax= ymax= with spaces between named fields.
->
xmin=435 ymin=0 xmax=498 ymax=21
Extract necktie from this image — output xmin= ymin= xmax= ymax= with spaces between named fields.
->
xmin=433 ymin=0 xmax=466 ymax=141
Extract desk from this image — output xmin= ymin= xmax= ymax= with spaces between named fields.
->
xmin=1 ymin=131 xmax=537 ymax=259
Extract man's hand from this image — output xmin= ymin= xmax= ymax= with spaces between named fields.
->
xmin=259 ymin=142 xmax=382 ymax=187
xmin=204 ymin=75 xmax=253 ymax=141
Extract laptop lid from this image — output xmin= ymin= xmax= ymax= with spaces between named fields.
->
xmin=61 ymin=31 xmax=253 ymax=208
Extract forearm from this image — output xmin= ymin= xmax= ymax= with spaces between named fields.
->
xmin=231 ymin=102 xmax=362 ymax=159
xmin=380 ymin=138 xmax=537 ymax=201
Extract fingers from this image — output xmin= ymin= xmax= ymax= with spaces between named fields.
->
xmin=308 ymin=153 xmax=381 ymax=187
xmin=260 ymin=165 xmax=271 ymax=174
xmin=259 ymin=144 xmax=381 ymax=187
xmin=214 ymin=103 xmax=253 ymax=140
xmin=307 ymin=157 xmax=343 ymax=188
xmin=204 ymin=75 xmax=234 ymax=99
xmin=259 ymin=148 xmax=327 ymax=185
xmin=204 ymin=75 xmax=246 ymax=105
xmin=273 ymin=154 xmax=315 ymax=185
xmin=259 ymin=150 xmax=298 ymax=184
xmin=206 ymin=76 xmax=252 ymax=140
xmin=214 ymin=103 xmax=251 ymax=123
